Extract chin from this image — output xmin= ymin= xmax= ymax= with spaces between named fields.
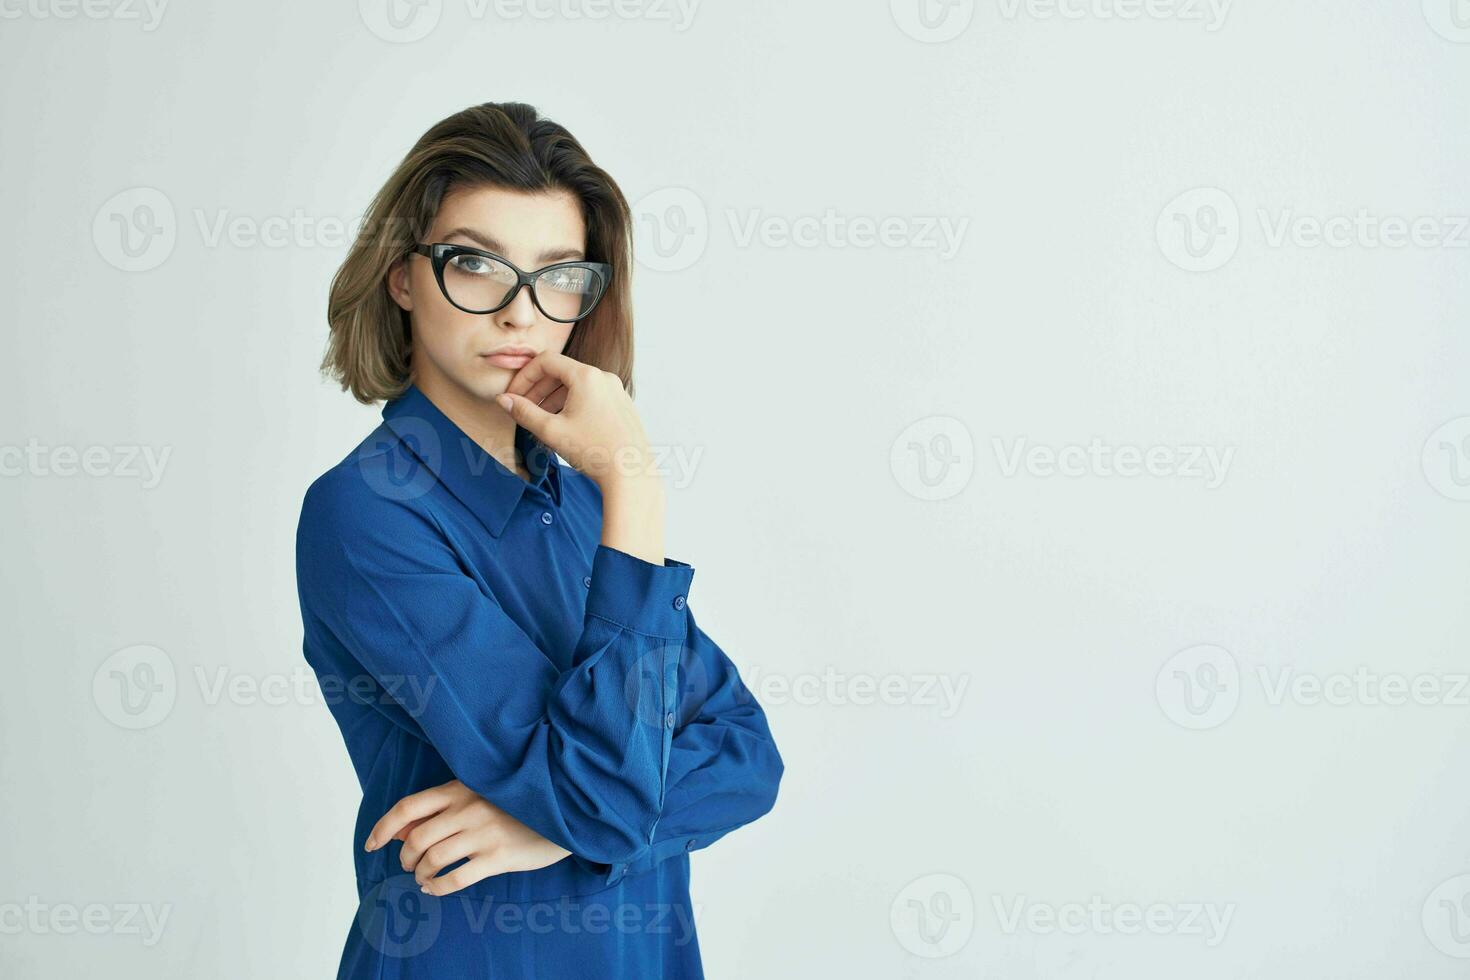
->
xmin=449 ymin=367 xmax=509 ymax=402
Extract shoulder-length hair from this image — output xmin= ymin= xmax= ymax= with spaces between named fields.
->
xmin=323 ymin=101 xmax=637 ymax=404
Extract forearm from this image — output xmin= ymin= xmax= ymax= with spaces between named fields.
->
xmin=599 ymin=475 xmax=667 ymax=567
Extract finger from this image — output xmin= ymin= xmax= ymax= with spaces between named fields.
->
xmin=503 ymin=352 xmax=586 ymax=398
xmin=366 ymin=786 xmax=455 ymax=851
xmin=522 ymin=375 xmax=565 ymax=408
xmin=400 ymin=810 xmax=468 ymax=872
xmin=414 ymin=833 xmax=478 ymax=888
xmin=391 ymin=816 xmax=429 ymax=843
xmin=420 ymin=855 xmax=500 ymax=897
xmin=495 ymin=391 xmax=563 ymax=444
xmin=539 ymin=385 xmax=568 ymax=415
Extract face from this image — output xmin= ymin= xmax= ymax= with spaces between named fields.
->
xmin=388 ymin=184 xmax=587 ymax=404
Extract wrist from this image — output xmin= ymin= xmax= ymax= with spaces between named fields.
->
xmin=599 ymin=471 xmax=666 ymax=502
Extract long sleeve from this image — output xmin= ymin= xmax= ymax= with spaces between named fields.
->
xmin=296 ymin=476 xmax=694 ymax=867
xmin=582 ymin=605 xmax=786 ymax=884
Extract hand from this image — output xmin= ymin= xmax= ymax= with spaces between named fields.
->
xmin=365 ymin=779 xmax=572 ymax=896
xmin=495 ymin=352 xmax=657 ymax=490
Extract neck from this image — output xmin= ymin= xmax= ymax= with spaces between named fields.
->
xmin=411 ymin=364 xmax=529 ymax=481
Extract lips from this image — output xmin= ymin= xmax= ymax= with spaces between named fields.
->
xmin=481 ymin=348 xmax=536 ymax=369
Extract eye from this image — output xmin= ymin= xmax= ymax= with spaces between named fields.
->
xmin=449 ymin=253 xmax=491 ymax=275
xmin=543 ymin=268 xmax=591 ymax=291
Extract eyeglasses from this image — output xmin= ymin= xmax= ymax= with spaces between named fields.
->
xmin=408 ymin=243 xmax=612 ymax=324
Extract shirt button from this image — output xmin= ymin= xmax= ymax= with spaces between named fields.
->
xmin=685 ymin=838 xmax=697 ymax=851
xmin=582 ymin=575 xmax=592 ymax=588
xmin=664 ymin=711 xmax=676 ymax=729
xmin=672 ymin=595 xmax=686 ymax=610
xmin=540 ymin=511 xmax=553 ymax=525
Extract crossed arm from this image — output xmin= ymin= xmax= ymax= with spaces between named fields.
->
xmin=297 ymin=479 xmax=784 ymax=897
xmin=367 ymin=602 xmax=783 ymax=895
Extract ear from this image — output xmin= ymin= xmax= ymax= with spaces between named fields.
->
xmin=386 ymin=257 xmax=413 ymax=312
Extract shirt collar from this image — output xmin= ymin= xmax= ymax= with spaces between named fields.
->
xmin=380 ymin=382 xmax=562 ymax=538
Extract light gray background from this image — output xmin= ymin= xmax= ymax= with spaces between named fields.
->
xmin=2 ymin=1 xmax=1469 ymax=977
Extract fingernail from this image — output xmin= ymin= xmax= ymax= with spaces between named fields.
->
xmin=364 ymin=839 xmax=376 ymax=851
xmin=496 ymin=394 xmax=513 ymax=411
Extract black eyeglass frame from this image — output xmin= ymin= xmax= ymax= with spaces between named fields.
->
xmin=408 ymin=242 xmax=613 ymax=324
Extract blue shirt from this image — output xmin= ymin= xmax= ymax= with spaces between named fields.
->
xmin=294 ymin=382 xmax=785 ymax=979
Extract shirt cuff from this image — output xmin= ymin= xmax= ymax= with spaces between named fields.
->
xmin=571 ymin=833 xmax=706 ymax=885
xmin=585 ymin=544 xmax=695 ymax=639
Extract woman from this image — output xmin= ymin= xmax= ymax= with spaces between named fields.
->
xmin=295 ymin=101 xmax=785 ymax=979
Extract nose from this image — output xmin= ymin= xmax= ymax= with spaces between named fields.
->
xmin=494 ymin=281 xmax=540 ymax=332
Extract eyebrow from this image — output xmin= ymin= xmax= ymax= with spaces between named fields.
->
xmin=441 ymin=227 xmax=586 ymax=264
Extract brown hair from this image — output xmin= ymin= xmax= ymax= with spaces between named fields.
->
xmin=322 ymin=101 xmax=637 ymax=404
